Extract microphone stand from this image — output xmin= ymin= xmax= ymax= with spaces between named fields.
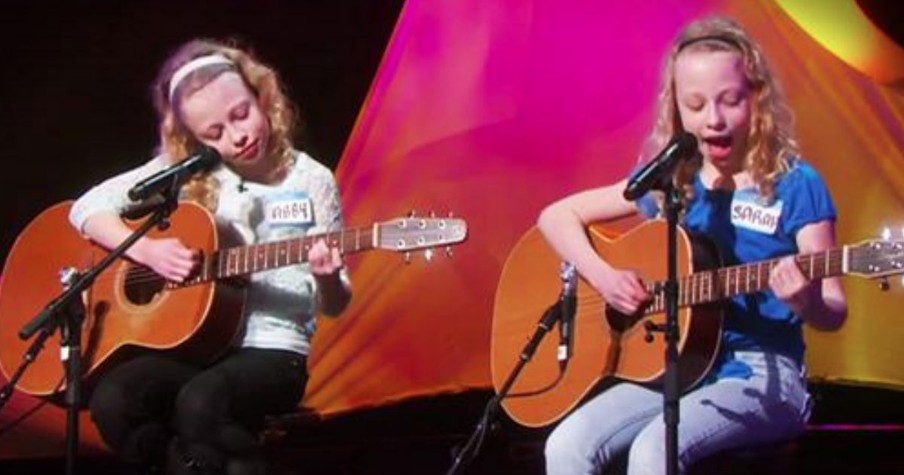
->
xmin=644 ymin=181 xmax=683 ymax=475
xmin=5 ymin=185 xmax=181 ymax=475
xmin=445 ymin=264 xmax=576 ymax=475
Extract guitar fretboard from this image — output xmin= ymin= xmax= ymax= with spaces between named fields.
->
xmin=171 ymin=225 xmax=376 ymax=288
xmin=644 ymin=247 xmax=846 ymax=313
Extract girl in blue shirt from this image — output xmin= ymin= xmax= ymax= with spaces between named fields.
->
xmin=539 ymin=16 xmax=846 ymax=475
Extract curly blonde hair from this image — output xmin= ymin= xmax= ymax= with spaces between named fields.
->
xmin=150 ymin=38 xmax=300 ymax=210
xmin=645 ymin=16 xmax=798 ymax=204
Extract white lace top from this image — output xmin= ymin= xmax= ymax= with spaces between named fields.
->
xmin=69 ymin=150 xmax=349 ymax=355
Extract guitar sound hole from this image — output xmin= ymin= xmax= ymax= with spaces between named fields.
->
xmin=123 ymin=266 xmax=166 ymax=305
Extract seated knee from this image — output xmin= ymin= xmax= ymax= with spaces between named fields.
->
xmin=89 ymin=380 xmax=130 ymax=424
xmin=173 ymin=385 xmax=219 ymax=439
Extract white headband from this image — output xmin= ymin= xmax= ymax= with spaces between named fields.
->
xmin=168 ymin=54 xmax=235 ymax=99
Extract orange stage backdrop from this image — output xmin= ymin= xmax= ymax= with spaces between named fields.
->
xmin=2 ymin=0 xmax=902 ymax=459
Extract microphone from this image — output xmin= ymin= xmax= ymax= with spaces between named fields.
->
xmin=622 ymin=132 xmax=697 ymax=201
xmin=127 ymin=146 xmax=221 ymax=201
xmin=557 ymin=262 xmax=578 ymax=365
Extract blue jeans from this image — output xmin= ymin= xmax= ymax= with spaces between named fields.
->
xmin=544 ymin=351 xmax=812 ymax=475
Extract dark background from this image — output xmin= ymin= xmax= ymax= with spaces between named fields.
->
xmin=0 ymin=0 xmax=404 ymax=266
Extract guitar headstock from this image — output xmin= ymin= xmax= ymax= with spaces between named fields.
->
xmin=376 ymin=213 xmax=468 ymax=260
xmin=847 ymin=238 xmax=904 ymax=283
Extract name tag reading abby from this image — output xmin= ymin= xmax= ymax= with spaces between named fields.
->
xmin=730 ymin=194 xmax=782 ymax=234
xmin=265 ymin=194 xmax=315 ymax=227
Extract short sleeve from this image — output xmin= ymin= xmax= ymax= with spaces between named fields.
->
xmin=780 ymin=161 xmax=837 ymax=236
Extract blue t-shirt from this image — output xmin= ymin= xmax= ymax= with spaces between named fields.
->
xmin=637 ymin=159 xmax=836 ymax=380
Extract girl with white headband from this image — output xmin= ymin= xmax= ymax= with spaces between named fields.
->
xmin=69 ymin=38 xmax=352 ymax=475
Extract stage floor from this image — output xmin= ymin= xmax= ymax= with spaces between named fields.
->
xmin=2 ymin=385 xmax=902 ymax=475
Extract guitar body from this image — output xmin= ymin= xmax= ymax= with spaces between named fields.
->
xmin=0 ymin=201 xmax=246 ymax=398
xmin=491 ymin=220 xmax=723 ymax=427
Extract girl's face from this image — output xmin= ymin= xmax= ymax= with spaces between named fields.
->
xmin=674 ymin=49 xmax=752 ymax=174
xmin=179 ymin=71 xmax=272 ymax=178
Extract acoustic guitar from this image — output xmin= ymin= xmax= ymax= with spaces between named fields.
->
xmin=0 ymin=201 xmax=468 ymax=398
xmin=492 ymin=219 xmax=902 ymax=427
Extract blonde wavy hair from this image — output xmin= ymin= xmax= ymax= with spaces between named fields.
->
xmin=645 ymin=16 xmax=798 ymax=204
xmin=151 ymin=38 xmax=300 ymax=210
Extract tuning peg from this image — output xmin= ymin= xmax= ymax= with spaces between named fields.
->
xmin=882 ymin=227 xmax=891 ymax=241
xmin=429 ymin=211 xmax=436 ymax=218
xmin=404 ymin=251 xmax=412 ymax=264
xmin=445 ymin=246 xmax=454 ymax=257
xmin=408 ymin=209 xmax=417 ymax=218
xmin=424 ymin=248 xmax=434 ymax=262
xmin=879 ymin=277 xmax=890 ymax=291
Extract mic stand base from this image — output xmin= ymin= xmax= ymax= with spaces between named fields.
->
xmin=445 ymin=303 xmax=563 ymax=475
xmin=10 ymin=191 xmax=180 ymax=475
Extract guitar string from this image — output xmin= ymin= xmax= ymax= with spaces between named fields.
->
xmin=61 ymin=225 xmax=461 ymax=288
xmin=569 ymin=252 xmax=845 ymax=311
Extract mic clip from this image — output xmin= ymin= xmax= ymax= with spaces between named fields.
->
xmin=556 ymin=262 xmax=578 ymax=365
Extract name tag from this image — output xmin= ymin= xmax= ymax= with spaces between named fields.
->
xmin=265 ymin=195 xmax=314 ymax=227
xmin=730 ymin=196 xmax=782 ymax=234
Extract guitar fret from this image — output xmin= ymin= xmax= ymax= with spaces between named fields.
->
xmin=698 ymin=274 xmax=704 ymax=303
xmin=685 ymin=277 xmax=693 ymax=306
xmin=689 ymin=277 xmax=695 ymax=305
xmin=226 ymin=248 xmax=234 ymax=276
xmin=732 ymin=267 xmax=738 ymax=295
xmin=685 ymin=277 xmax=692 ymax=306
xmin=689 ymin=276 xmax=696 ymax=305
xmin=760 ymin=263 xmax=766 ymax=288
xmin=223 ymin=248 xmax=230 ymax=277
xmin=172 ymin=217 xmax=464 ymax=284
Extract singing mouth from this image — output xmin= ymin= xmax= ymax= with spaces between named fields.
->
xmin=702 ymin=136 xmax=732 ymax=147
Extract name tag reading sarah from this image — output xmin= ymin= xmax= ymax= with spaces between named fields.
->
xmin=265 ymin=195 xmax=314 ymax=227
xmin=730 ymin=195 xmax=782 ymax=234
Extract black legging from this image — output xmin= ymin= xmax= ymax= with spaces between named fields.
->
xmin=89 ymin=348 xmax=307 ymax=475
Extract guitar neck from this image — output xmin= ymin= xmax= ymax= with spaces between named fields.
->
xmin=187 ymin=225 xmax=376 ymax=285
xmin=645 ymin=246 xmax=847 ymax=313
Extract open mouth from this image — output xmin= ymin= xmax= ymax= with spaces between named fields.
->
xmin=702 ymin=135 xmax=733 ymax=158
